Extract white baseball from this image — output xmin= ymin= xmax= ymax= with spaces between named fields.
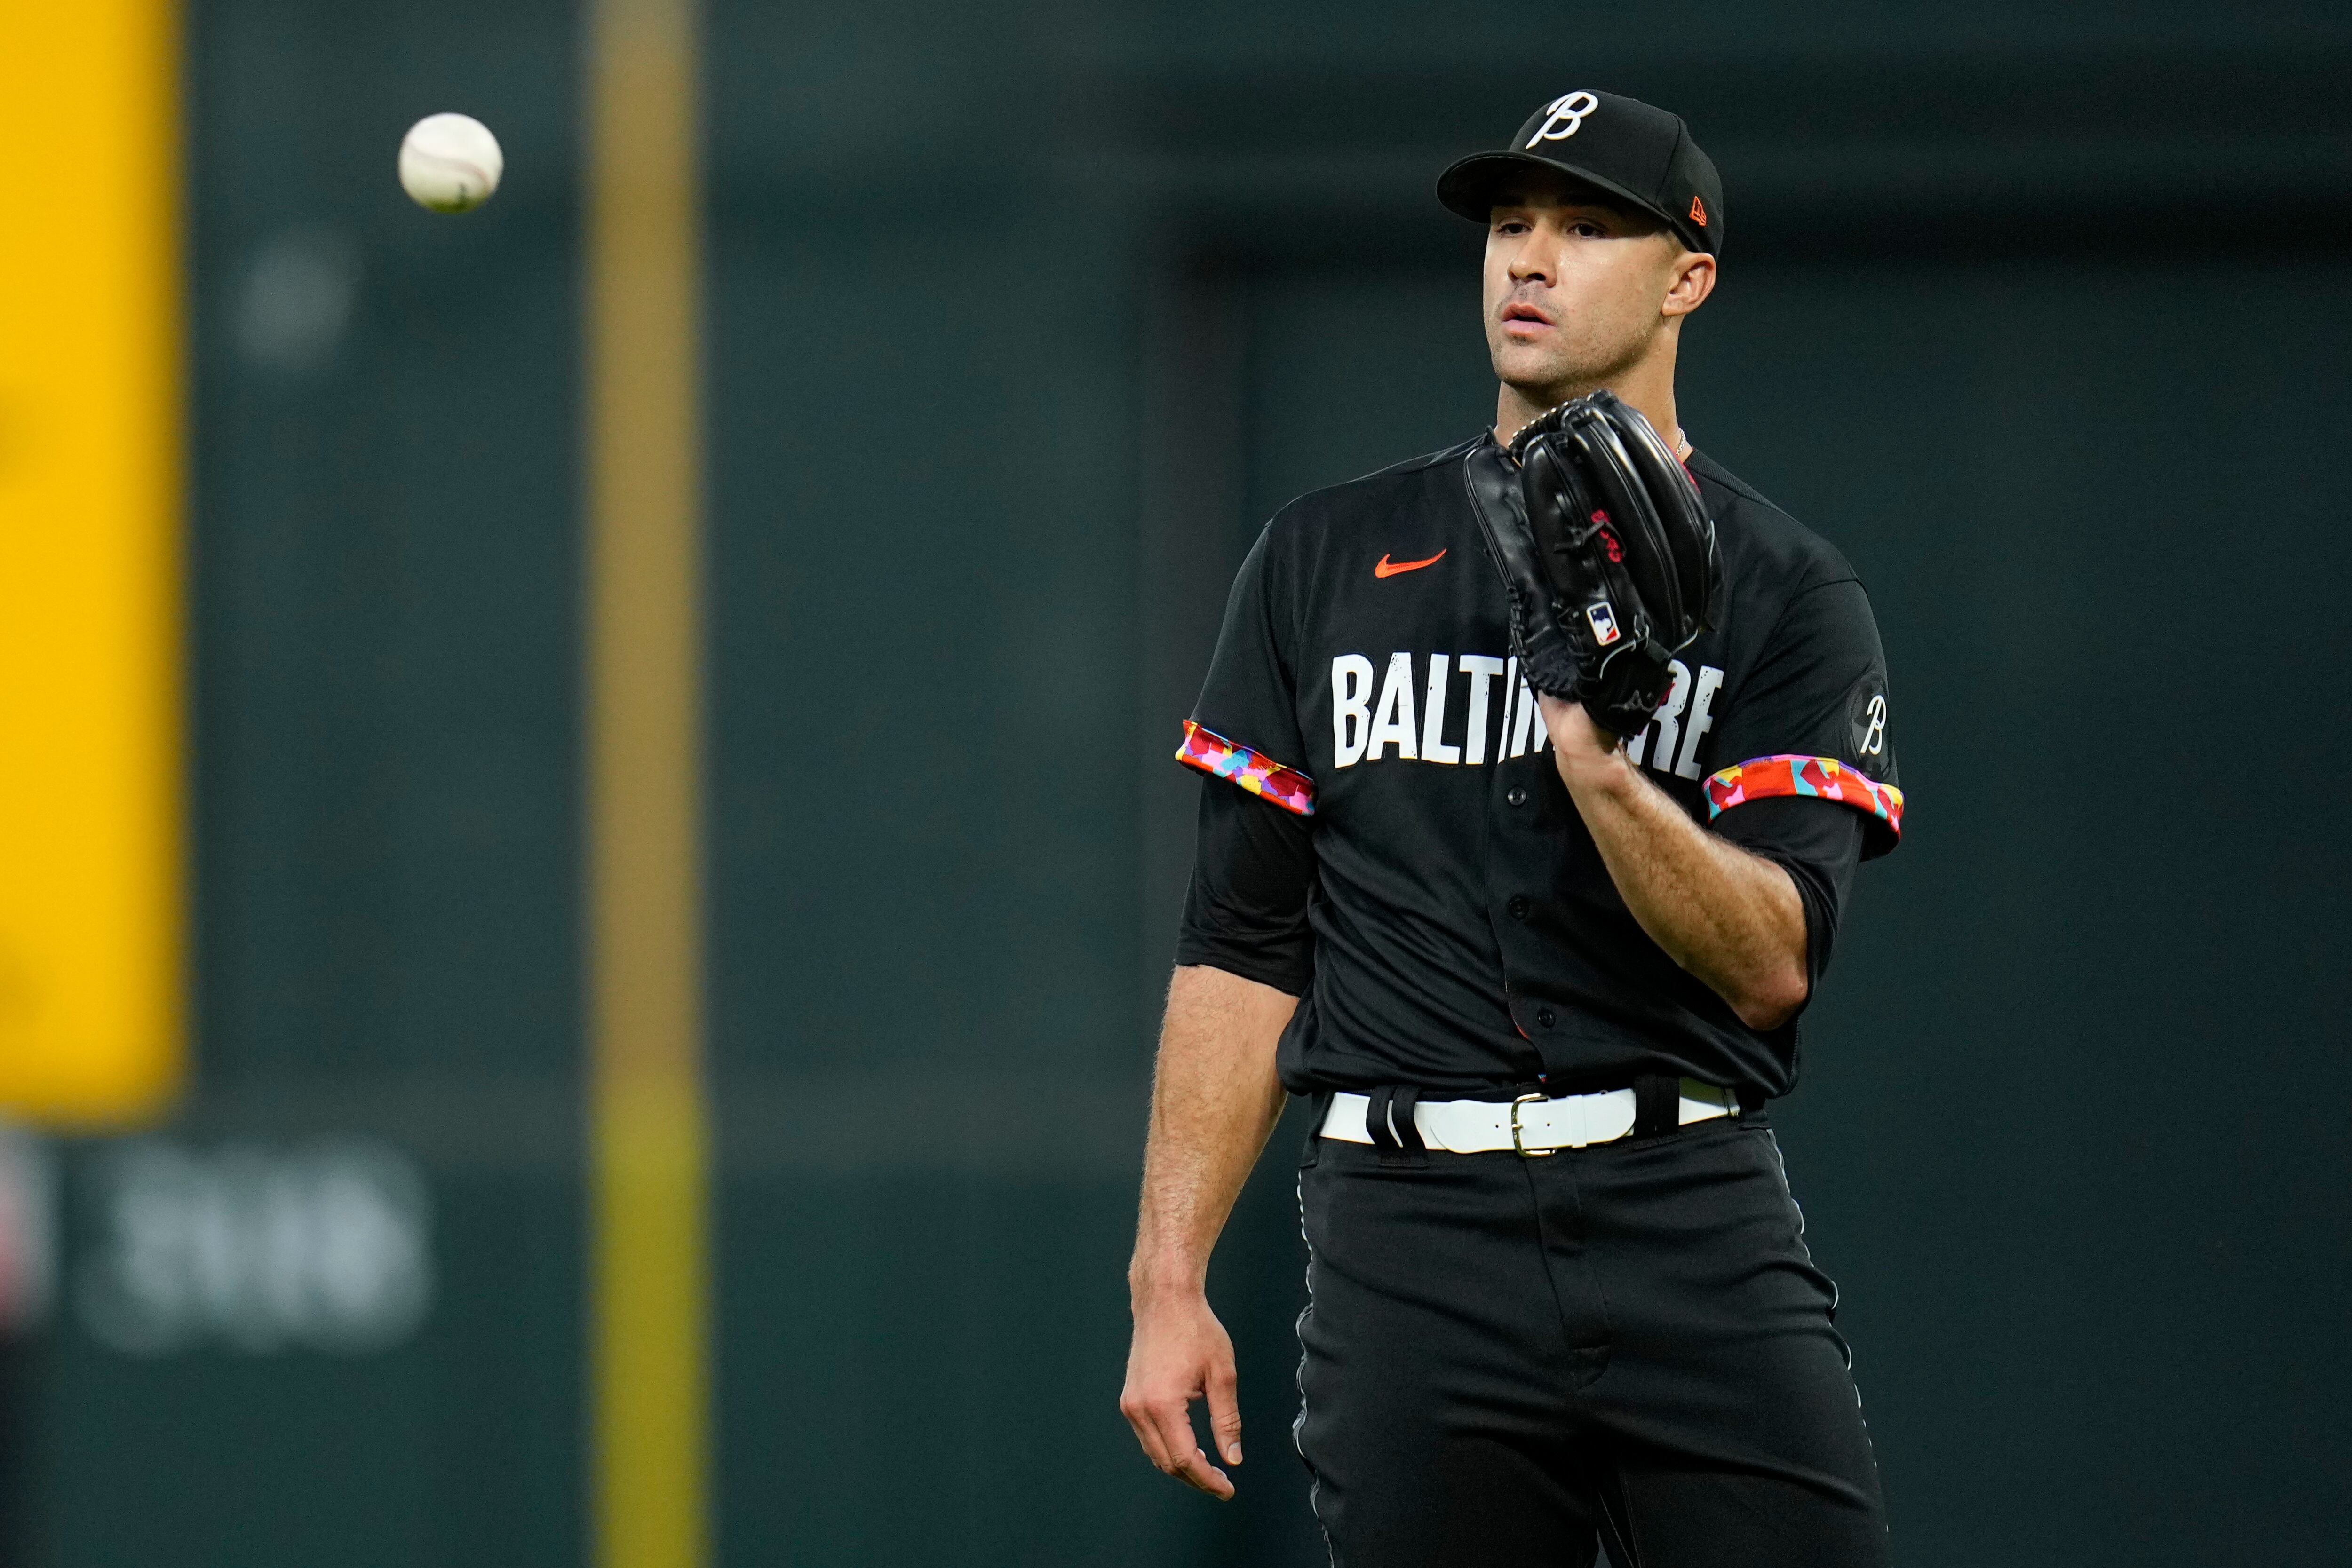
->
xmin=399 ymin=113 xmax=503 ymax=214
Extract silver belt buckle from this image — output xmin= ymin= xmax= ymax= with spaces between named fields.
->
xmin=1510 ymin=1093 xmax=1556 ymax=1158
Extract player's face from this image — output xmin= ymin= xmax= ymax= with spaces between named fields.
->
xmin=1482 ymin=182 xmax=1701 ymax=400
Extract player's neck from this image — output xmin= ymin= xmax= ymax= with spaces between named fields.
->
xmin=1494 ymin=361 xmax=1685 ymax=459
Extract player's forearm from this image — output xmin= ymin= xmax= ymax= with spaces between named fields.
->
xmin=1544 ymin=702 xmax=1808 ymax=1029
xmin=1129 ymin=965 xmax=1295 ymax=1300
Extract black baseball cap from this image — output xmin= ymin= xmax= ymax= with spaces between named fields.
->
xmin=1438 ymin=90 xmax=1724 ymax=256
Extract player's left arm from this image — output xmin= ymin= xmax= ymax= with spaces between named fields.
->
xmin=1540 ymin=695 xmax=1810 ymax=1029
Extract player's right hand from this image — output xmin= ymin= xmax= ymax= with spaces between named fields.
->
xmin=1119 ymin=1290 xmax=1242 ymax=1500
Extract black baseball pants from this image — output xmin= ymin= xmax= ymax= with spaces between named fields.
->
xmin=1292 ymin=1112 xmax=1890 ymax=1567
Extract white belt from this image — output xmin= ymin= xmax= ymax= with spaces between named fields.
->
xmin=1320 ymin=1079 xmax=1738 ymax=1156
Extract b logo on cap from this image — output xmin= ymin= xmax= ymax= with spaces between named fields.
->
xmin=1527 ymin=91 xmax=1599 ymax=146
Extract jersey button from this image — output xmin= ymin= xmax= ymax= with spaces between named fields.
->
xmin=1506 ymin=787 xmax=1528 ymax=808
xmin=1535 ymin=1007 xmax=1557 ymax=1028
xmin=1507 ymin=895 xmax=1531 ymax=920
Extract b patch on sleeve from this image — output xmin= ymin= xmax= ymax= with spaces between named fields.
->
xmin=1846 ymin=675 xmax=1892 ymax=778
xmin=1176 ymin=720 xmax=1317 ymax=816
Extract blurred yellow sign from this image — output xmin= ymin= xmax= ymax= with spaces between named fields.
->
xmin=0 ymin=0 xmax=183 ymax=1124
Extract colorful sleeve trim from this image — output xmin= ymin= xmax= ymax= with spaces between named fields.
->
xmin=1175 ymin=721 xmax=1316 ymax=817
xmin=1706 ymin=755 xmax=1905 ymax=840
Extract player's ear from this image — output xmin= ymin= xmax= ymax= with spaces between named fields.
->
xmin=1661 ymin=250 xmax=1716 ymax=319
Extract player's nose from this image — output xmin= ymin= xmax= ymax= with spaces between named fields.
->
xmin=1507 ymin=238 xmax=1557 ymax=286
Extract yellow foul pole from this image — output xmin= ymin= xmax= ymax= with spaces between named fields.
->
xmin=584 ymin=0 xmax=710 ymax=1563
xmin=0 ymin=0 xmax=184 ymax=1127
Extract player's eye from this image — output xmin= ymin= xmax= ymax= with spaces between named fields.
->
xmin=1570 ymin=221 xmax=1607 ymax=238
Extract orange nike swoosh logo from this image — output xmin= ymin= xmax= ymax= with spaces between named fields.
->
xmin=1374 ymin=549 xmax=1446 ymax=578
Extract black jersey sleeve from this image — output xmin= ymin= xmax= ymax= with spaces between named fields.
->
xmin=1174 ymin=776 xmax=1318 ymax=995
xmin=1714 ymin=796 xmax=1863 ymax=993
xmin=1703 ymin=577 xmax=1905 ymax=860
xmin=1173 ymin=524 xmax=1318 ymax=818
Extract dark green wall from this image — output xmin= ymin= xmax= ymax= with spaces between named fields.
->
xmin=23 ymin=4 xmax=2352 ymax=1565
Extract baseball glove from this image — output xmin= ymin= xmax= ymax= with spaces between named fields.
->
xmin=1468 ymin=391 xmax=1722 ymax=736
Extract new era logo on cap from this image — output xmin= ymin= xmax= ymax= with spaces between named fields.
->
xmin=1689 ymin=195 xmax=1708 ymax=227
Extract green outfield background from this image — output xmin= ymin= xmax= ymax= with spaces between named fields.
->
xmin=18 ymin=2 xmax=2352 ymax=1565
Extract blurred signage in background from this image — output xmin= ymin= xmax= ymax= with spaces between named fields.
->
xmin=0 ymin=1 xmax=185 ymax=1123
xmin=73 ymin=1139 xmax=433 ymax=1356
xmin=0 ymin=1125 xmax=55 ymax=1333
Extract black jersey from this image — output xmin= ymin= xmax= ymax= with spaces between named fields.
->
xmin=1173 ymin=432 xmax=1904 ymax=1100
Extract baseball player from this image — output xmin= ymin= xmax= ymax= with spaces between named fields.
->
xmin=1119 ymin=89 xmax=1905 ymax=1566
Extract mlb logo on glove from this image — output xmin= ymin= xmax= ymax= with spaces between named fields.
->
xmin=1586 ymin=602 xmax=1623 ymax=646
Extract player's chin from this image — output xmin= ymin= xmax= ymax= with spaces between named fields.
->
xmin=1489 ymin=337 xmax=1589 ymax=396
xmin=1493 ymin=363 xmax=1589 ymax=411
